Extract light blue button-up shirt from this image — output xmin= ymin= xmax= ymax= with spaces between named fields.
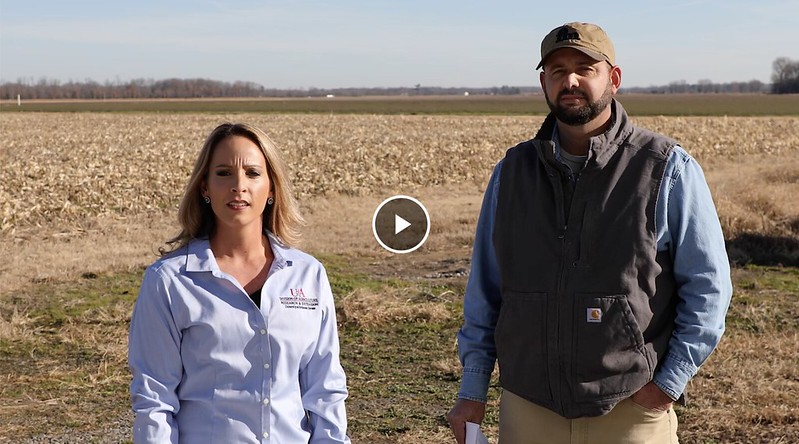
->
xmin=457 ymin=143 xmax=733 ymax=404
xmin=129 ymin=234 xmax=350 ymax=443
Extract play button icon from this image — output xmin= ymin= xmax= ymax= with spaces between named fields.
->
xmin=372 ymin=195 xmax=430 ymax=254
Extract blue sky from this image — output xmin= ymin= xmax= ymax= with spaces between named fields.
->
xmin=1 ymin=0 xmax=797 ymax=88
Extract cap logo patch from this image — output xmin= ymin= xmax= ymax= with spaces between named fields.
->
xmin=556 ymin=27 xmax=580 ymax=42
xmin=587 ymin=308 xmax=602 ymax=323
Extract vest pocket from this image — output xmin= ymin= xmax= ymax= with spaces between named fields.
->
xmin=495 ymin=291 xmax=552 ymax=401
xmin=572 ymin=294 xmax=652 ymax=400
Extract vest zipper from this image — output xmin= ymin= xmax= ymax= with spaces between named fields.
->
xmin=553 ymin=168 xmax=583 ymax=416
xmin=550 ymin=169 xmax=570 ymax=415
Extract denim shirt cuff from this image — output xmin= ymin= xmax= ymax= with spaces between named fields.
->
xmin=653 ymin=353 xmax=698 ymax=401
xmin=457 ymin=367 xmax=492 ymax=403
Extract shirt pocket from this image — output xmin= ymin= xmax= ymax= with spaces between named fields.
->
xmin=495 ymin=291 xmax=552 ymax=401
xmin=572 ymin=294 xmax=653 ymax=399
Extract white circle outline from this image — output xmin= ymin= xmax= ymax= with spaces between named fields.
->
xmin=371 ymin=195 xmax=430 ymax=254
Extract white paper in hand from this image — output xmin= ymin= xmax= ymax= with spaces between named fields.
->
xmin=465 ymin=421 xmax=489 ymax=444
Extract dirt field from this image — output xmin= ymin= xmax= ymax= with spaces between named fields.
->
xmin=1 ymin=113 xmax=798 ymax=442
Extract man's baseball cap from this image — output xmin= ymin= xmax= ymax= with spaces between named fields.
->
xmin=536 ymin=22 xmax=615 ymax=69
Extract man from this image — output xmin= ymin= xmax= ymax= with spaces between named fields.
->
xmin=447 ymin=22 xmax=732 ymax=444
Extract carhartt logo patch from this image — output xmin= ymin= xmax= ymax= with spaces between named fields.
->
xmin=556 ymin=27 xmax=580 ymax=42
xmin=587 ymin=308 xmax=602 ymax=323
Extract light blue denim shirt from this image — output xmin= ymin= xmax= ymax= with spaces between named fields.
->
xmin=129 ymin=233 xmax=350 ymax=443
xmin=457 ymin=144 xmax=733 ymax=404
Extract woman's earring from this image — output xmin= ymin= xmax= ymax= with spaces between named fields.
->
xmin=267 ymin=196 xmax=274 ymax=205
xmin=203 ymin=196 xmax=211 ymax=204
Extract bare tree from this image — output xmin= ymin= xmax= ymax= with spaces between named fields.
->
xmin=771 ymin=57 xmax=799 ymax=94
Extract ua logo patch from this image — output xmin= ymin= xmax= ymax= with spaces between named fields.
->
xmin=587 ymin=308 xmax=602 ymax=323
xmin=280 ymin=288 xmax=318 ymax=310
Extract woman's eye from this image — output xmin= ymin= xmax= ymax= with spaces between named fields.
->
xmin=247 ymin=170 xmax=261 ymax=177
xmin=215 ymin=170 xmax=231 ymax=176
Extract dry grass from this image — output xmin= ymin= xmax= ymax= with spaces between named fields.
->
xmin=0 ymin=270 xmax=137 ymax=441
xmin=678 ymin=266 xmax=799 ymax=442
xmin=338 ymin=287 xmax=453 ymax=328
xmin=1 ymin=113 xmax=798 ymax=442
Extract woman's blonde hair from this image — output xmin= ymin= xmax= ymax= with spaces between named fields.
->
xmin=161 ymin=123 xmax=304 ymax=255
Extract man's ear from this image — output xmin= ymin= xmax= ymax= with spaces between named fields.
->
xmin=610 ymin=65 xmax=622 ymax=93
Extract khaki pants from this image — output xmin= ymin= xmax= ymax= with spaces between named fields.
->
xmin=499 ymin=390 xmax=679 ymax=444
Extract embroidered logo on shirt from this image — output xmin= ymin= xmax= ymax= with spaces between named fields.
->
xmin=587 ymin=308 xmax=602 ymax=323
xmin=279 ymin=288 xmax=319 ymax=310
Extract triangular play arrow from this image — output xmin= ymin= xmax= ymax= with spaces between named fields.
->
xmin=394 ymin=214 xmax=411 ymax=234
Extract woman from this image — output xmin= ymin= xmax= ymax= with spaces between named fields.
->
xmin=129 ymin=123 xmax=350 ymax=443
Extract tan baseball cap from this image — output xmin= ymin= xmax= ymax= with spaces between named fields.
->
xmin=536 ymin=22 xmax=615 ymax=69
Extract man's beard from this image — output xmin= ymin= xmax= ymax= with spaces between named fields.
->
xmin=545 ymin=81 xmax=613 ymax=126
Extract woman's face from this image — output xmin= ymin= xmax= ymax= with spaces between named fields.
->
xmin=202 ymin=135 xmax=273 ymax=233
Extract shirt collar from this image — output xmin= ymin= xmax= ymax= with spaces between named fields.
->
xmin=552 ymin=124 xmax=563 ymax=162
xmin=185 ymin=238 xmax=216 ymax=273
xmin=267 ymin=231 xmax=296 ymax=269
xmin=184 ymin=231 xmax=300 ymax=273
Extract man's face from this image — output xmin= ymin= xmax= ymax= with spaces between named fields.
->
xmin=540 ymin=48 xmax=620 ymax=126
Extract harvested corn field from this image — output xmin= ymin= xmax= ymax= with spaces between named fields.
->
xmin=2 ymin=113 xmax=798 ymax=236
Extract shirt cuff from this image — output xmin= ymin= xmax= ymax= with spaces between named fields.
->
xmin=653 ymin=353 xmax=698 ymax=401
xmin=457 ymin=367 xmax=492 ymax=403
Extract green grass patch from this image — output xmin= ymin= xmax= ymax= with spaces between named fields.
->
xmin=1 ymin=261 xmax=796 ymax=441
xmin=20 ymin=271 xmax=141 ymax=326
xmin=317 ymin=253 xmax=410 ymax=295
xmin=726 ymin=265 xmax=799 ymax=333
xmin=2 ymin=93 xmax=797 ymax=115
xmin=733 ymin=264 xmax=799 ymax=293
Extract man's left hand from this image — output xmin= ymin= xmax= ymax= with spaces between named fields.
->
xmin=631 ymin=381 xmax=674 ymax=411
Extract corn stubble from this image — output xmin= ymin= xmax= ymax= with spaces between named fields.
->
xmin=1 ymin=113 xmax=798 ymax=236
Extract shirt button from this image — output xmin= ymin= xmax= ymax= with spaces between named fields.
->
xmin=263 ymin=432 xmax=269 ymax=438
xmin=260 ymin=329 xmax=267 ymax=335
xmin=264 ymin=363 xmax=270 ymax=369
xmin=263 ymin=398 xmax=270 ymax=405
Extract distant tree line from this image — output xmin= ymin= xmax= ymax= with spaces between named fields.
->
xmin=621 ymin=79 xmax=769 ymax=94
xmin=771 ymin=57 xmax=799 ymax=94
xmin=0 ymin=78 xmax=777 ymax=100
xmin=0 ymin=78 xmax=269 ymax=100
xmin=2 ymin=57 xmax=797 ymax=100
xmin=0 ymin=77 xmax=540 ymax=100
xmin=282 ymin=84 xmax=536 ymax=97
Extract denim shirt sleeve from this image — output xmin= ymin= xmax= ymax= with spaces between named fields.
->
xmin=653 ymin=146 xmax=733 ymax=401
xmin=456 ymin=162 xmax=503 ymax=402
